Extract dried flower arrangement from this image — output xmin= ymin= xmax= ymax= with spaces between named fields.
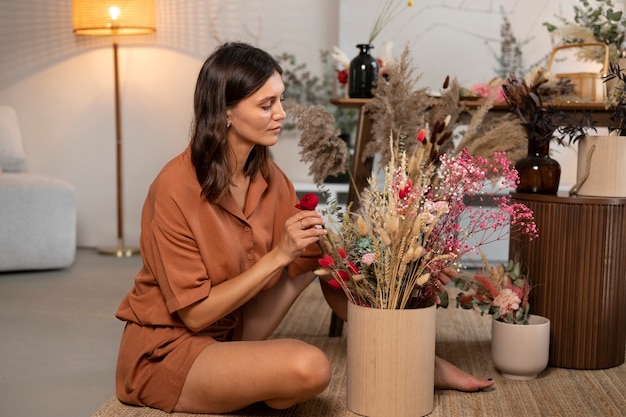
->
xmin=306 ymin=134 xmax=538 ymax=310
xmin=285 ymin=103 xmax=351 ymax=185
xmin=287 ymin=44 xmax=536 ymax=185
xmin=363 ymin=44 xmax=528 ymax=168
xmin=288 ymin=45 xmax=540 ymax=310
xmin=544 ymin=0 xmax=626 ymax=63
xmin=453 ymin=255 xmax=531 ymax=325
xmin=502 ymin=73 xmax=596 ymax=145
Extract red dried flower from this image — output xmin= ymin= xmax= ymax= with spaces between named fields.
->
xmin=318 ymin=253 xmax=335 ymax=267
xmin=398 ymin=179 xmax=413 ymax=200
xmin=327 ymin=279 xmax=342 ymax=289
xmin=337 ymin=69 xmax=348 ymax=85
xmin=295 ymin=192 xmax=319 ymax=210
xmin=346 ymin=259 xmax=360 ymax=274
xmin=337 ymin=270 xmax=350 ymax=281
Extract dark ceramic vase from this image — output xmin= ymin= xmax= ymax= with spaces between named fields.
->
xmin=515 ymin=133 xmax=561 ymax=194
xmin=348 ymin=44 xmax=378 ymax=98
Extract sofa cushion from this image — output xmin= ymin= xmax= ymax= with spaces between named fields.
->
xmin=0 ymin=173 xmax=77 ymax=271
xmin=0 ymin=105 xmax=26 ymax=172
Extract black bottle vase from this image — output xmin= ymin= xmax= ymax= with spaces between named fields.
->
xmin=348 ymin=44 xmax=379 ymax=98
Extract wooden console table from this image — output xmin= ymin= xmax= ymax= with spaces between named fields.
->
xmin=509 ymin=193 xmax=626 ymax=369
xmin=460 ymin=99 xmax=613 ymax=126
xmin=331 ymin=98 xmax=615 ymax=204
xmin=329 ymin=98 xmax=374 ymax=206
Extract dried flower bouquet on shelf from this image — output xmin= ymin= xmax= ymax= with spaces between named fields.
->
xmin=363 ymin=45 xmax=529 ymax=168
xmin=502 ymin=73 xmax=596 ymax=145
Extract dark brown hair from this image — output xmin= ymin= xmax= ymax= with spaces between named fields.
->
xmin=190 ymin=42 xmax=283 ymax=202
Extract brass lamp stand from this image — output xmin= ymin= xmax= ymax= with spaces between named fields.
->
xmin=72 ymin=0 xmax=156 ymax=257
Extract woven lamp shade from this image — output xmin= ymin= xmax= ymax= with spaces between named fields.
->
xmin=72 ymin=0 xmax=156 ymax=36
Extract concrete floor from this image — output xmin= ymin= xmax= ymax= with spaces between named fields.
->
xmin=0 ymin=248 xmax=143 ymax=417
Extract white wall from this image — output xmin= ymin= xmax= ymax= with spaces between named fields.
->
xmin=0 ymin=0 xmax=591 ymax=250
xmin=0 ymin=0 xmax=338 ymax=248
xmin=338 ymin=0 xmax=582 ymax=190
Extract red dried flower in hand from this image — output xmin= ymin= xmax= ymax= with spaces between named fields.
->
xmin=295 ymin=192 xmax=319 ymax=210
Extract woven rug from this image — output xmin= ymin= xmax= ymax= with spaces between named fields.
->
xmin=92 ymin=283 xmax=626 ymax=417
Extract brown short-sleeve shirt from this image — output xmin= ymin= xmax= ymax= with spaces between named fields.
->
xmin=115 ymin=147 xmax=320 ymax=410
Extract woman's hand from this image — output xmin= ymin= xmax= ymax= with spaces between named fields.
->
xmin=433 ymin=267 xmax=457 ymax=306
xmin=275 ymin=211 xmax=327 ymax=264
xmin=436 ymin=267 xmax=457 ymax=289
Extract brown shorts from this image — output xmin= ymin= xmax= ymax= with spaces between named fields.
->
xmin=115 ymin=320 xmax=238 ymax=412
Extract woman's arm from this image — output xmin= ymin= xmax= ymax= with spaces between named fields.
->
xmin=178 ymin=210 xmax=326 ymax=332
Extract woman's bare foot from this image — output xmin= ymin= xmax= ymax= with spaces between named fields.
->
xmin=434 ymin=356 xmax=495 ymax=392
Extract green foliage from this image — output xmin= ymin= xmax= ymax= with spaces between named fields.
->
xmin=494 ymin=7 xmax=525 ymax=78
xmin=544 ymin=0 xmax=626 ymax=62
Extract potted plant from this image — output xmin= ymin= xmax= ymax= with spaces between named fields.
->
xmin=298 ymin=130 xmax=537 ymax=416
xmin=292 ymin=47 xmax=540 ymax=414
xmin=453 ymin=256 xmax=551 ymax=380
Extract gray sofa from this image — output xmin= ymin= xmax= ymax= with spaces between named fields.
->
xmin=0 ymin=105 xmax=77 ymax=272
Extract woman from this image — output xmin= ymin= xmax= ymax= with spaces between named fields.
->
xmin=115 ymin=42 xmax=494 ymax=414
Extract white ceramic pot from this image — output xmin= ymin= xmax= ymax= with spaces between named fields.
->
xmin=491 ymin=314 xmax=550 ymax=380
xmin=347 ymin=303 xmax=436 ymax=417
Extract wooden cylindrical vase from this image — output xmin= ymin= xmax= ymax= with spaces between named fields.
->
xmin=574 ymin=135 xmax=626 ymax=197
xmin=346 ymin=302 xmax=436 ymax=417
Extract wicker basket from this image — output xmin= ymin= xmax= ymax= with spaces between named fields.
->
xmin=546 ymin=42 xmax=609 ymax=102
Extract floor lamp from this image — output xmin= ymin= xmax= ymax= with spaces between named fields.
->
xmin=72 ymin=0 xmax=156 ymax=257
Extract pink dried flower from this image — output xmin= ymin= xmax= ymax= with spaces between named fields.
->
xmin=454 ymin=258 xmax=532 ymax=324
xmin=361 ymin=253 xmax=376 ymax=266
xmin=493 ymin=288 xmax=521 ymax=316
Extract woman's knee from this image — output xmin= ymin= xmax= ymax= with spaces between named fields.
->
xmin=287 ymin=340 xmax=331 ymax=394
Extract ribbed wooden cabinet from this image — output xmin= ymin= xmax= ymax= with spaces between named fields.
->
xmin=509 ymin=193 xmax=626 ymax=369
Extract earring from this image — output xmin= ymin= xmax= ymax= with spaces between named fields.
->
xmin=227 ymin=122 xmax=231 ymax=128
